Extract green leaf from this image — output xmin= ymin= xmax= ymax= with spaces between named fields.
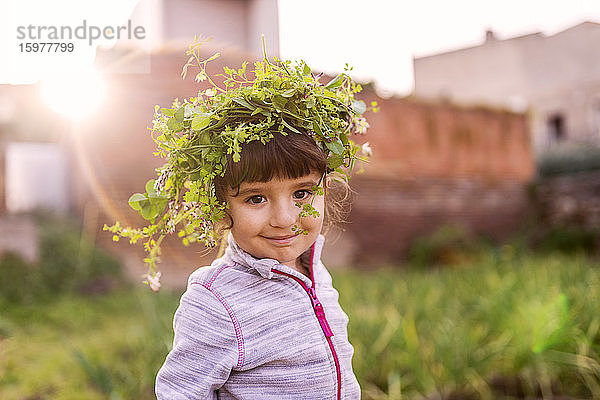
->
xmin=312 ymin=120 xmax=322 ymax=135
xmin=340 ymin=131 xmax=349 ymax=145
xmin=190 ymin=171 xmax=201 ymax=181
xmin=160 ymin=108 xmax=174 ymax=116
xmin=325 ymin=138 xmax=345 ymax=155
xmin=128 ymin=193 xmax=147 ymax=211
xmin=251 ymin=107 xmax=268 ymax=116
xmin=325 ymin=74 xmax=344 ymax=90
xmin=174 ymin=107 xmax=185 ymax=122
xmin=145 ymin=180 xmax=157 ymax=195
xmin=302 ymin=62 xmax=311 ymax=76
xmin=206 ymin=52 xmax=220 ymax=62
xmin=281 ymin=118 xmax=302 ymax=134
xmin=272 ymin=95 xmax=288 ymax=111
xmin=231 ymin=97 xmax=254 ymax=110
xmin=149 ymin=198 xmax=168 ymax=215
xmin=191 ymin=113 xmax=211 ymax=131
xmin=327 ymin=154 xmax=344 ymax=170
xmin=197 ymin=133 xmax=212 ymax=146
xmin=167 ymin=117 xmax=182 ymax=132
xmin=280 ymin=89 xmax=296 ymax=98
xmin=140 ymin=203 xmax=157 ymax=220
xmin=352 ymin=100 xmax=367 ymax=114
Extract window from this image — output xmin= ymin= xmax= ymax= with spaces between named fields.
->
xmin=5 ymin=142 xmax=68 ymax=213
xmin=547 ymin=113 xmax=566 ymax=142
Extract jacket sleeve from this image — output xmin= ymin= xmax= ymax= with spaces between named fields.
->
xmin=155 ymin=282 xmax=240 ymax=399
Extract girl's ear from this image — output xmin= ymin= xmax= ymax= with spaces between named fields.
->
xmin=216 ymin=230 xmax=230 ymax=258
xmin=323 ymin=175 xmax=331 ymax=195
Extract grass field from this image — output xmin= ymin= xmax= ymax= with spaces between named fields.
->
xmin=1 ymin=250 xmax=599 ymax=399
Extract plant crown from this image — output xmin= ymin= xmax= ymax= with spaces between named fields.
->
xmin=104 ymin=37 xmax=377 ymax=288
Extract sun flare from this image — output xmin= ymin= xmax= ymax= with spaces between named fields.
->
xmin=39 ymin=69 xmax=106 ymax=120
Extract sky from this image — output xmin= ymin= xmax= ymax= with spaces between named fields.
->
xmin=278 ymin=0 xmax=600 ymax=96
xmin=2 ymin=0 xmax=600 ymax=96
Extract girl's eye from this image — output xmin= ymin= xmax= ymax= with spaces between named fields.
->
xmin=247 ymin=195 xmax=266 ymax=205
xmin=293 ymin=190 xmax=312 ymax=201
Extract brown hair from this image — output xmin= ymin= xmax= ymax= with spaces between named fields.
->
xmin=214 ymin=131 xmax=350 ymax=234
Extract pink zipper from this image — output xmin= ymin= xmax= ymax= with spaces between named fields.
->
xmin=271 ymin=245 xmax=342 ymax=400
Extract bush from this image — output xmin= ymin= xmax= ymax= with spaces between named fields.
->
xmin=537 ymin=144 xmax=600 ymax=178
xmin=407 ymin=224 xmax=489 ymax=268
xmin=0 ymin=252 xmax=37 ymax=304
xmin=533 ymin=226 xmax=599 ymax=255
xmin=36 ymin=216 xmax=122 ymax=295
xmin=0 ymin=214 xmax=123 ymax=304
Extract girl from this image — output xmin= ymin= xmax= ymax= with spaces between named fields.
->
xmin=106 ymin=42 xmax=375 ymax=399
xmin=155 ymin=131 xmax=362 ymax=399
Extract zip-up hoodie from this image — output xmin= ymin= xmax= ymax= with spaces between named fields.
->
xmin=155 ymin=234 xmax=361 ymax=399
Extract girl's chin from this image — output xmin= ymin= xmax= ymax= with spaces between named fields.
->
xmin=260 ymin=248 xmax=301 ymax=267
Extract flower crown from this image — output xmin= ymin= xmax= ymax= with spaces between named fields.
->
xmin=104 ymin=37 xmax=377 ymax=289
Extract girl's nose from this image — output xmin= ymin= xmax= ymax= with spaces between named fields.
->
xmin=270 ymin=200 xmax=298 ymax=228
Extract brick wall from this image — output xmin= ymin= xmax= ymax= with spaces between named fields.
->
xmin=335 ymin=95 xmax=534 ymax=265
xmin=353 ymin=95 xmax=534 ymax=181
xmin=344 ymin=177 xmax=531 ymax=265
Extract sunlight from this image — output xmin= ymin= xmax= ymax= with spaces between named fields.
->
xmin=39 ymin=69 xmax=106 ymax=120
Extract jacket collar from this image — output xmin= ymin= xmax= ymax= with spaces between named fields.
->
xmin=222 ymin=232 xmax=325 ymax=281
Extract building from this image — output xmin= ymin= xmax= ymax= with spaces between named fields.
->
xmin=413 ymin=21 xmax=600 ymax=154
xmin=124 ymin=0 xmax=279 ymax=56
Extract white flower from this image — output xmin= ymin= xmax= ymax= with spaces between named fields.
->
xmin=355 ymin=116 xmax=370 ymax=135
xmin=195 ymin=71 xmax=207 ymax=82
xmin=145 ymin=271 xmax=162 ymax=292
xmin=203 ymin=88 xmax=216 ymax=97
xmin=361 ymin=142 xmax=373 ymax=157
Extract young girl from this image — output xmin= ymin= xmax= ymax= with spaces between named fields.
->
xmin=106 ymin=42 xmax=375 ymax=399
xmin=155 ymin=131 xmax=362 ymax=399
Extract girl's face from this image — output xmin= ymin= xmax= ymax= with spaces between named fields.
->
xmin=225 ymin=171 xmax=325 ymax=271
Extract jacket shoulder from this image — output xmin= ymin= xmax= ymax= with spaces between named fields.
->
xmin=187 ymin=261 xmax=258 ymax=293
xmin=186 ymin=263 xmax=227 ymax=287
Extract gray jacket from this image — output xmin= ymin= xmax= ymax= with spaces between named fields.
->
xmin=155 ymin=234 xmax=361 ymax=399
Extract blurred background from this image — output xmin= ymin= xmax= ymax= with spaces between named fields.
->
xmin=1 ymin=1 xmax=600 ymax=399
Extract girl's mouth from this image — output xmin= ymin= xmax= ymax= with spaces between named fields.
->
xmin=261 ymin=234 xmax=298 ymax=245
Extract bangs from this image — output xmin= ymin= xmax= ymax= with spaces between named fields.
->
xmin=215 ymin=131 xmax=328 ymax=199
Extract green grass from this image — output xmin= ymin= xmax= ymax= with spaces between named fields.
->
xmin=338 ymin=251 xmax=600 ymax=399
xmin=0 ymin=289 xmax=180 ymax=400
xmin=1 ymin=251 xmax=600 ymax=399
